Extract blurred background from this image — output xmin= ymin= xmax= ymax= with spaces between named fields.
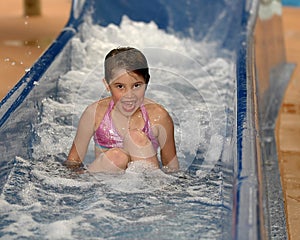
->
xmin=0 ymin=0 xmax=71 ymax=100
xmin=0 ymin=0 xmax=299 ymax=239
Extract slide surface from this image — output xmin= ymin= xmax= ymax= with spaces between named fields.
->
xmin=0 ymin=0 xmax=289 ymax=239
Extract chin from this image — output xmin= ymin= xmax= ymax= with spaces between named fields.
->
xmin=118 ymin=105 xmax=139 ymax=117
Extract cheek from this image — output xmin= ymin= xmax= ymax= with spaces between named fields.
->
xmin=137 ymin=92 xmax=145 ymax=100
xmin=111 ymin=90 xmax=122 ymax=102
xmin=139 ymin=91 xmax=146 ymax=101
xmin=135 ymin=87 xmax=146 ymax=97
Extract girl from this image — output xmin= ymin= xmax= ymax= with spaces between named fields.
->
xmin=65 ymin=47 xmax=179 ymax=173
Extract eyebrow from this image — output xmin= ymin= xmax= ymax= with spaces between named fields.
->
xmin=110 ymin=82 xmax=123 ymax=86
xmin=111 ymin=79 xmax=145 ymax=84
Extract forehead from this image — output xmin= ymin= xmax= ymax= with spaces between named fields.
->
xmin=110 ymin=70 xmax=144 ymax=84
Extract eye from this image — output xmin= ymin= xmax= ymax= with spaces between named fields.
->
xmin=133 ymin=82 xmax=143 ymax=89
xmin=115 ymin=84 xmax=124 ymax=89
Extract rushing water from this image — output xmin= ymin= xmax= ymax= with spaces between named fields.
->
xmin=0 ymin=16 xmax=235 ymax=239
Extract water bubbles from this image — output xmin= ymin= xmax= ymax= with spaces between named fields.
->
xmin=0 ymin=16 xmax=235 ymax=240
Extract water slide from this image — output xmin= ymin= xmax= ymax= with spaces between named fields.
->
xmin=0 ymin=0 xmax=292 ymax=239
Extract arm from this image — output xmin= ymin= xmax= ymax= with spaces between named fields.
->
xmin=64 ymin=102 xmax=97 ymax=169
xmin=155 ymin=108 xmax=179 ymax=171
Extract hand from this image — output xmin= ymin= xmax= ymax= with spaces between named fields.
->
xmin=63 ymin=160 xmax=85 ymax=173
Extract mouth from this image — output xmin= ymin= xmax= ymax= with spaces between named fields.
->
xmin=121 ymin=101 xmax=136 ymax=112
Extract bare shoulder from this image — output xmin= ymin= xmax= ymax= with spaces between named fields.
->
xmin=144 ymin=99 xmax=172 ymax=124
xmin=84 ymin=97 xmax=111 ymax=129
xmin=96 ymin=97 xmax=111 ymax=112
xmin=84 ymin=97 xmax=109 ymax=113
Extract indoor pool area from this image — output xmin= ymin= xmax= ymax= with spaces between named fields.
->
xmin=0 ymin=0 xmax=297 ymax=239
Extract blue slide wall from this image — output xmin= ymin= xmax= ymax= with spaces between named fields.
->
xmin=0 ymin=0 xmax=292 ymax=239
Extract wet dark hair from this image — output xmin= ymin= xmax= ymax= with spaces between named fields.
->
xmin=104 ymin=47 xmax=150 ymax=84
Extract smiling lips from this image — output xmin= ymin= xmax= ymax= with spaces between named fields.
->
xmin=121 ymin=100 xmax=136 ymax=112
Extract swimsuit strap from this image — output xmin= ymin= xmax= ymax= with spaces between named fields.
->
xmin=140 ymin=104 xmax=149 ymax=132
xmin=140 ymin=104 xmax=160 ymax=151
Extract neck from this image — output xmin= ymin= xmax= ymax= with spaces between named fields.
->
xmin=111 ymin=108 xmax=131 ymax=137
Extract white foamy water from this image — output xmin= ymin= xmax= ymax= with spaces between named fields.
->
xmin=33 ymin=16 xmax=235 ymax=169
xmin=0 ymin=16 xmax=235 ymax=239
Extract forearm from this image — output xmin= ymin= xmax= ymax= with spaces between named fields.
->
xmin=64 ymin=103 xmax=96 ymax=170
xmin=64 ymin=142 xmax=85 ymax=170
xmin=162 ymin=155 xmax=179 ymax=172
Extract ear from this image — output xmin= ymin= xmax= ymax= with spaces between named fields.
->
xmin=102 ymin=78 xmax=110 ymax=92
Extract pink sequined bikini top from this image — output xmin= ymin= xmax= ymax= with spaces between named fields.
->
xmin=94 ymin=100 xmax=159 ymax=150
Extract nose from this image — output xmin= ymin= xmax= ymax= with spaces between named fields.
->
xmin=124 ymin=88 xmax=134 ymax=98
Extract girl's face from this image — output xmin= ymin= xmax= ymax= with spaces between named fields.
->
xmin=105 ymin=70 xmax=146 ymax=116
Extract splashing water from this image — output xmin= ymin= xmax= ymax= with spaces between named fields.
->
xmin=0 ymin=16 xmax=235 ymax=239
